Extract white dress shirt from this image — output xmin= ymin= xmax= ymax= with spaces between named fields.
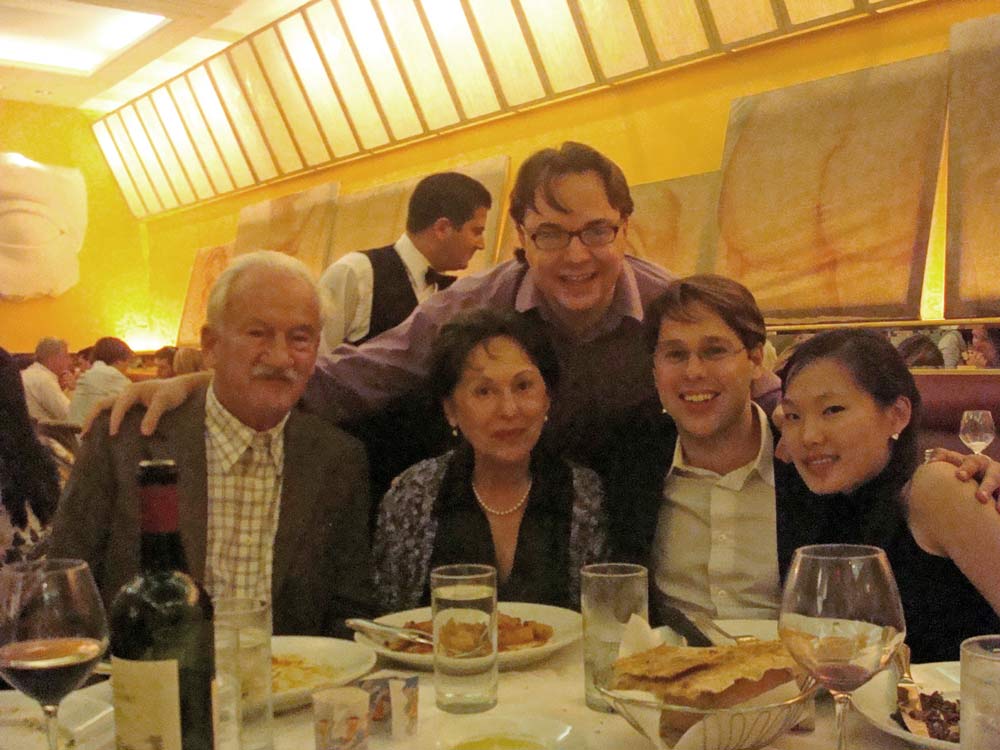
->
xmin=652 ymin=403 xmax=781 ymax=619
xmin=67 ymin=361 xmax=130 ymax=425
xmin=21 ymin=361 xmax=70 ymax=422
xmin=319 ymin=234 xmax=438 ymax=351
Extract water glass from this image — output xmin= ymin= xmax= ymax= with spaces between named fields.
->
xmin=430 ymin=564 xmax=497 ymax=714
xmin=961 ymin=635 xmax=1000 ymax=749
xmin=581 ymin=563 xmax=648 ymax=712
xmin=215 ymin=598 xmax=273 ymax=750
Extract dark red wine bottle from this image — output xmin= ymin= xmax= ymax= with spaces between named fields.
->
xmin=109 ymin=459 xmax=215 ymax=750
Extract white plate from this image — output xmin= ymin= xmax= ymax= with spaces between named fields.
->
xmin=852 ymin=661 xmax=960 ymax=749
xmin=355 ymin=602 xmax=582 ymax=671
xmin=271 ymin=636 xmax=376 ymax=712
xmin=0 ymin=689 xmax=114 ymax=750
xmin=433 ymin=709 xmax=584 ymax=749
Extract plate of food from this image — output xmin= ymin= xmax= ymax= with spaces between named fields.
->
xmin=271 ymin=636 xmax=376 ymax=712
xmin=354 ymin=602 xmax=581 ymax=671
xmin=852 ymin=661 xmax=960 ymax=748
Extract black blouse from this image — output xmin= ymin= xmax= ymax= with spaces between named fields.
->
xmin=424 ymin=444 xmax=577 ymax=609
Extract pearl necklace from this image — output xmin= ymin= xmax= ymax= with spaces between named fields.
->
xmin=472 ymin=479 xmax=533 ymax=516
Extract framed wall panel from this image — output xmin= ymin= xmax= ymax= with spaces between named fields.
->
xmin=946 ymin=14 xmax=1000 ymax=318
xmin=713 ymin=54 xmax=948 ymax=322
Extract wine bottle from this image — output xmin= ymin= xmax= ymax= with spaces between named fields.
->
xmin=109 ymin=459 xmax=215 ymax=750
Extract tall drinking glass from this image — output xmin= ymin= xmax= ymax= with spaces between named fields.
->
xmin=0 ymin=559 xmax=108 ymax=750
xmin=961 ymin=635 xmax=1000 ymax=749
xmin=960 ymin=410 xmax=995 ymax=454
xmin=779 ymin=544 xmax=905 ymax=750
xmin=430 ymin=564 xmax=497 ymax=713
xmin=581 ymin=563 xmax=648 ymax=712
xmin=215 ymin=598 xmax=273 ymax=750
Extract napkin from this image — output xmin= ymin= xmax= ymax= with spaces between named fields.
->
xmin=617 ymin=613 xmax=686 ymax=660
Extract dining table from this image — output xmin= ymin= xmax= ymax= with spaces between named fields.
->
xmin=263 ymin=639 xmax=917 ymax=750
xmin=64 ymin=638 xmax=932 ymax=750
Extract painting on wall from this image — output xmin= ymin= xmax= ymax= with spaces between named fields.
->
xmin=627 ymin=172 xmax=721 ymax=276
xmin=0 ymin=153 xmax=87 ymax=300
xmin=177 ymin=243 xmax=233 ymax=346
xmin=712 ymin=53 xmax=948 ymax=322
xmin=327 ymin=155 xmax=509 ymax=277
xmin=946 ymin=15 xmax=1000 ymax=318
xmin=233 ymin=182 xmax=340 ymax=277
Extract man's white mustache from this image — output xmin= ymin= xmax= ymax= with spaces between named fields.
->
xmin=250 ymin=365 xmax=299 ymax=382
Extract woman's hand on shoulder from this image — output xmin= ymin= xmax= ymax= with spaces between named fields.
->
xmin=925 ymin=447 xmax=1000 ymax=507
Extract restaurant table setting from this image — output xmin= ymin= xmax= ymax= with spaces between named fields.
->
xmin=0 ymin=555 xmax=975 ymax=750
xmin=35 ymin=634 xmax=952 ymax=750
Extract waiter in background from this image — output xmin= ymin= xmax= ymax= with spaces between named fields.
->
xmin=319 ymin=172 xmax=492 ymax=351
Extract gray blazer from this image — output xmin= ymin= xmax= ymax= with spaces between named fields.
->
xmin=49 ymin=385 xmax=374 ymax=637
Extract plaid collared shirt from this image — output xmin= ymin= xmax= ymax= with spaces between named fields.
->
xmin=204 ymin=386 xmax=288 ymax=603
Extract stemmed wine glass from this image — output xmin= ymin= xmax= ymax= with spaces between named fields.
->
xmin=778 ymin=544 xmax=905 ymax=750
xmin=960 ymin=410 xmax=995 ymax=455
xmin=0 ymin=559 xmax=108 ymax=750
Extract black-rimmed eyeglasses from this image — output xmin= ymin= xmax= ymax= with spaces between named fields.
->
xmin=524 ymin=224 xmax=620 ymax=251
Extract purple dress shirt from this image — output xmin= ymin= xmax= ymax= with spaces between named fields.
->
xmin=304 ymin=253 xmax=674 ymax=468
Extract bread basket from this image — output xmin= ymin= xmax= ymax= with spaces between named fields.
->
xmin=599 ymin=678 xmax=817 ymax=750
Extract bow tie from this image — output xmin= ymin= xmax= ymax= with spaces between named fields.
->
xmin=425 ymin=268 xmax=456 ymax=290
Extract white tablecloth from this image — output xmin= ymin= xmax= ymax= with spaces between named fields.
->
xmin=267 ymin=642 xmax=915 ymax=750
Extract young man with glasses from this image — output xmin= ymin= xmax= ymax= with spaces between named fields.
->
xmin=604 ymin=274 xmax=786 ymax=623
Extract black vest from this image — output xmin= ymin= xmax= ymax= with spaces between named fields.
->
xmin=357 ymin=245 xmax=417 ymax=345
xmin=357 ymin=245 xmax=455 ymax=344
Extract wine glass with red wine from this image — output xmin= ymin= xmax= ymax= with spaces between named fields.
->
xmin=0 ymin=559 xmax=108 ymax=750
xmin=778 ymin=544 xmax=905 ymax=750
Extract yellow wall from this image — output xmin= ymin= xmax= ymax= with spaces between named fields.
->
xmin=0 ymin=99 xmax=150 ymax=352
xmin=4 ymin=0 xmax=999 ymax=351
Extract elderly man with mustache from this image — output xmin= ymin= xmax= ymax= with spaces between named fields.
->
xmin=49 ymin=251 xmax=374 ymax=637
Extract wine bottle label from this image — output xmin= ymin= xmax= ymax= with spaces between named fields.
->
xmin=112 ymin=656 xmax=183 ymax=750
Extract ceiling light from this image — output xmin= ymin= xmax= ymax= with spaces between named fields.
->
xmin=0 ymin=0 xmax=165 ymax=75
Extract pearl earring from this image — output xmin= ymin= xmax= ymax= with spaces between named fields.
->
xmin=891 ymin=433 xmax=900 ymax=441
xmin=451 ymin=426 xmax=459 ymax=437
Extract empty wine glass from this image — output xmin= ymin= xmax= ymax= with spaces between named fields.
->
xmin=960 ymin=410 xmax=995 ymax=454
xmin=0 ymin=559 xmax=108 ymax=750
xmin=779 ymin=544 xmax=905 ymax=750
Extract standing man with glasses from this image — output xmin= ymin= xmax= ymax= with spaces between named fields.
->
xmin=109 ymin=143 xmax=679 ymax=476
xmin=303 ymin=142 xmax=677 ymax=472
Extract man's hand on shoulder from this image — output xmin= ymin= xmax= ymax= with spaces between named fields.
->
xmin=105 ymin=372 xmax=211 ymax=436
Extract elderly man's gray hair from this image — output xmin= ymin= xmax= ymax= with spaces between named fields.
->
xmin=34 ymin=337 xmax=67 ymax=361
xmin=204 ymin=250 xmax=327 ymax=331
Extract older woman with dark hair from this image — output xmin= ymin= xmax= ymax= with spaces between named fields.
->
xmin=372 ymin=308 xmax=608 ymax=613
xmin=0 ymin=347 xmax=60 ymax=567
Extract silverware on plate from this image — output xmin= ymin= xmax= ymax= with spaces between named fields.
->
xmin=345 ymin=618 xmax=433 ymax=646
xmin=684 ymin=611 xmax=759 ymax=645
xmin=894 ymin=643 xmax=931 ymax=738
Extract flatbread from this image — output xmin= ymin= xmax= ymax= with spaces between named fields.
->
xmin=612 ymin=640 xmax=797 ymax=706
